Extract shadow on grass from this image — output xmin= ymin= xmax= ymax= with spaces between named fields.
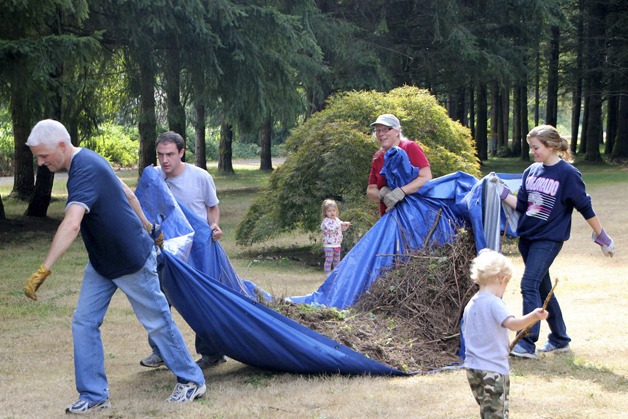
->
xmin=510 ymin=352 xmax=627 ymax=393
xmin=239 ymin=244 xmax=323 ymax=269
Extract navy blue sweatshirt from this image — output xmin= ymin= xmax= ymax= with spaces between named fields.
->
xmin=515 ymin=160 xmax=596 ymax=242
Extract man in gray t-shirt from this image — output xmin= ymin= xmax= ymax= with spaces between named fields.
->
xmin=140 ymin=131 xmax=226 ymax=370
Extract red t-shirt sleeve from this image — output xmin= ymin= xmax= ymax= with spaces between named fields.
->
xmin=368 ymin=150 xmax=384 ymax=185
xmin=403 ymin=141 xmax=430 ymax=169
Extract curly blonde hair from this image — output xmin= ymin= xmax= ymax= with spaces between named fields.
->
xmin=470 ymin=249 xmax=514 ymax=285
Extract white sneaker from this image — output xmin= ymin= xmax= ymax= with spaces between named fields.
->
xmin=538 ymin=341 xmax=571 ymax=353
xmin=510 ymin=343 xmax=538 ymax=359
xmin=166 ymin=382 xmax=206 ymax=403
xmin=66 ymin=399 xmax=111 ymax=414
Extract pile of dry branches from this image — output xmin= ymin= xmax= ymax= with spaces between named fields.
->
xmin=271 ymin=228 xmax=478 ymax=373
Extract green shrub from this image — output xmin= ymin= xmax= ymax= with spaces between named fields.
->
xmin=0 ymin=130 xmax=13 ymax=177
xmin=82 ymin=124 xmax=139 ymax=168
xmin=236 ymin=86 xmax=480 ymax=246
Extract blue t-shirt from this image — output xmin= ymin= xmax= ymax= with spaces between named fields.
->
xmin=67 ymin=149 xmax=153 ymax=279
xmin=515 ymin=160 xmax=595 ymax=242
xmin=462 ymin=291 xmax=513 ymax=375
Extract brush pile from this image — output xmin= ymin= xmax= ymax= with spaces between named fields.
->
xmin=270 ymin=228 xmax=478 ymax=373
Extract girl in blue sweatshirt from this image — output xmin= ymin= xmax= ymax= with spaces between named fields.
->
xmin=497 ymin=125 xmax=615 ymax=358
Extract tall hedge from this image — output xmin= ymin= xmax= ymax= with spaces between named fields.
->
xmin=236 ymin=86 xmax=480 ymax=246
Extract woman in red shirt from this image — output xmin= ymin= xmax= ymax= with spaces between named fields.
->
xmin=366 ymin=114 xmax=432 ymax=215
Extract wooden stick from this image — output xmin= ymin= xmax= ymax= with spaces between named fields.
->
xmin=509 ymin=279 xmax=559 ymax=351
xmin=423 ymin=208 xmax=443 ymax=248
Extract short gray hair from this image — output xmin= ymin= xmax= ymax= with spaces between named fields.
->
xmin=26 ymin=119 xmax=71 ymax=148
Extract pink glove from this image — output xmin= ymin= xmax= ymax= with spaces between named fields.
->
xmin=489 ymin=175 xmax=511 ymax=200
xmin=592 ymin=229 xmax=615 ymax=257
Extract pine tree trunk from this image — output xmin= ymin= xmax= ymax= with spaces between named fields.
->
xmin=490 ymin=82 xmax=500 ymax=153
xmin=610 ymin=92 xmax=628 ymax=159
xmin=500 ymin=80 xmax=510 ymax=151
xmin=520 ymin=81 xmax=530 ymax=161
xmin=512 ymin=85 xmax=521 ymax=156
xmin=579 ymin=94 xmax=589 ymax=155
xmin=165 ymin=49 xmax=185 ymax=142
xmin=571 ymin=90 xmax=582 ymax=154
xmin=571 ymin=0 xmax=584 ymax=154
xmin=138 ymin=55 xmax=157 ymax=176
xmin=25 ymin=166 xmax=54 ymax=217
xmin=476 ymin=83 xmax=488 ymax=161
xmin=194 ymin=100 xmax=207 ymax=169
xmin=218 ymin=117 xmax=234 ymax=174
xmin=546 ymin=26 xmax=560 ymax=126
xmin=10 ymin=88 xmax=34 ymax=201
xmin=259 ymin=116 xmax=273 ymax=171
xmin=583 ymin=0 xmax=606 ymax=162
xmin=605 ymin=74 xmax=618 ymax=155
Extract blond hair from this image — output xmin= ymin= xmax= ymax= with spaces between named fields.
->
xmin=470 ymin=249 xmax=514 ymax=285
xmin=322 ymin=199 xmax=339 ymax=218
xmin=527 ymin=124 xmax=573 ymax=163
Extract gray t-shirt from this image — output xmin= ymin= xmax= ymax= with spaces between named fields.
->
xmin=155 ymin=163 xmax=219 ymax=222
xmin=462 ymin=291 xmax=513 ymax=375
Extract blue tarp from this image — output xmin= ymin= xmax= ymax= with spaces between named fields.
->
xmin=160 ymin=251 xmax=405 ymax=375
xmin=288 ymin=147 xmax=479 ymax=308
xmin=135 ymin=149 xmax=521 ymax=375
xmin=137 ymin=167 xmax=405 ymax=375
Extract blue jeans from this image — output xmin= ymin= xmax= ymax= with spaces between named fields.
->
xmin=72 ymin=250 xmax=205 ymax=403
xmin=147 ymin=273 xmax=222 ymax=360
xmin=517 ymin=238 xmax=571 ymax=353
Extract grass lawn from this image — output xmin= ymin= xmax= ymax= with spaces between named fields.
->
xmin=0 ymin=159 xmax=626 ymax=418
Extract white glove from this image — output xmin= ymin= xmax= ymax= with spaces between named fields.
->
xmin=592 ymin=229 xmax=615 ymax=257
xmin=379 ymin=186 xmax=392 ymax=201
xmin=382 ymin=187 xmax=406 ymax=211
xmin=489 ymin=173 xmax=510 ymax=200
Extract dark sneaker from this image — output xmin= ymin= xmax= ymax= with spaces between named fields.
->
xmin=140 ymin=353 xmax=164 ymax=368
xmin=510 ymin=343 xmax=538 ymax=359
xmin=66 ymin=399 xmax=111 ymax=414
xmin=538 ymin=341 xmax=571 ymax=353
xmin=196 ymin=355 xmax=227 ymax=370
xmin=166 ymin=382 xmax=206 ymax=402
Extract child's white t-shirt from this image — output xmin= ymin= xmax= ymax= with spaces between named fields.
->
xmin=462 ymin=291 xmax=513 ymax=375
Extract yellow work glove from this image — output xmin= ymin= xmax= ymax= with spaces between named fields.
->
xmin=24 ymin=264 xmax=52 ymax=301
xmin=154 ymin=231 xmax=164 ymax=248
xmin=145 ymin=222 xmax=164 ymax=248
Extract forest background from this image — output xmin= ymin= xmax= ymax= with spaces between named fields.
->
xmin=1 ymin=0 xmax=627 ymax=220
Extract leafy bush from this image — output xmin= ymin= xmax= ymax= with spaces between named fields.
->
xmin=0 ymin=130 xmax=13 ymax=177
xmin=82 ymin=124 xmax=139 ymax=168
xmin=236 ymin=120 xmax=378 ymax=245
xmin=236 ymin=86 xmax=480 ymax=246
